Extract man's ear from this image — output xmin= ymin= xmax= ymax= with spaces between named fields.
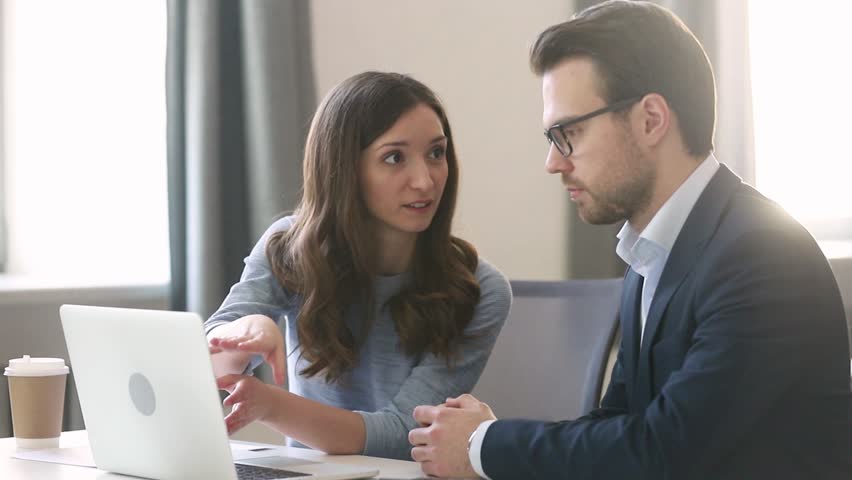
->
xmin=635 ymin=93 xmax=670 ymax=148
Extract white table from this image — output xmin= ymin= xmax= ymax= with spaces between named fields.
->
xmin=1 ymin=430 xmax=426 ymax=479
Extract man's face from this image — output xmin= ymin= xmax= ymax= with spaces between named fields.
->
xmin=542 ymin=58 xmax=655 ymax=225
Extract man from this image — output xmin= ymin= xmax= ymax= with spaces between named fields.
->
xmin=408 ymin=1 xmax=852 ymax=479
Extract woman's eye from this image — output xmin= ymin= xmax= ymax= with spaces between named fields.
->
xmin=427 ymin=146 xmax=446 ymax=160
xmin=383 ymin=151 xmax=402 ymax=165
xmin=562 ymin=127 xmax=581 ymax=139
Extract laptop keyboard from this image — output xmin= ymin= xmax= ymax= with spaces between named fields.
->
xmin=235 ymin=463 xmax=307 ymax=479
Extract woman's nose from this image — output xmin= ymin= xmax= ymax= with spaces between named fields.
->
xmin=409 ymin=159 xmax=435 ymax=190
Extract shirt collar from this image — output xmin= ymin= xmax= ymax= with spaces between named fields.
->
xmin=616 ymin=153 xmax=720 ymax=270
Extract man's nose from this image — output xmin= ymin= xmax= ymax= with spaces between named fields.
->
xmin=545 ymin=144 xmax=573 ymax=175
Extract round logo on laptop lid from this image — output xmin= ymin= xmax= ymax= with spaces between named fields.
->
xmin=128 ymin=373 xmax=156 ymax=416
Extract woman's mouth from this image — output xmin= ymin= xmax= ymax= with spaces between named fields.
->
xmin=404 ymin=200 xmax=433 ymax=210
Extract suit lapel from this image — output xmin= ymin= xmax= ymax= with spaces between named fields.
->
xmin=634 ymin=164 xmax=743 ymax=404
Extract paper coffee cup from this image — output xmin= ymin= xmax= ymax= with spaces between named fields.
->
xmin=5 ymin=355 xmax=70 ymax=449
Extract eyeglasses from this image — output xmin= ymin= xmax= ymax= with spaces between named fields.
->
xmin=544 ymin=96 xmax=644 ymax=157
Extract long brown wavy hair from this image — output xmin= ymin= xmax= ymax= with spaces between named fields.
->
xmin=266 ymin=72 xmax=481 ymax=382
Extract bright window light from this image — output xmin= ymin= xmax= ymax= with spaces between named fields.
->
xmin=3 ymin=0 xmax=169 ymax=284
xmin=749 ymin=0 xmax=852 ymax=225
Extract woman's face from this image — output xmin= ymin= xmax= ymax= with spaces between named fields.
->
xmin=358 ymin=103 xmax=449 ymax=244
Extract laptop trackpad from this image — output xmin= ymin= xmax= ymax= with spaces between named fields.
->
xmin=238 ymin=455 xmax=320 ymax=469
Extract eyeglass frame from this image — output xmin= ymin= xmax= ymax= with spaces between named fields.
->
xmin=544 ymin=95 xmax=645 ymax=157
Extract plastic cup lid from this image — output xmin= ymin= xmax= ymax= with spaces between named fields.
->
xmin=4 ymin=355 xmax=70 ymax=376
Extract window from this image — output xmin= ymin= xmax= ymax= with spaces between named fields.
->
xmin=0 ymin=2 xmax=7 ymax=272
xmin=1 ymin=0 xmax=169 ymax=284
xmin=749 ymin=0 xmax=852 ymax=256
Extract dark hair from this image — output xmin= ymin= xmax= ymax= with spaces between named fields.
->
xmin=530 ymin=0 xmax=716 ymax=157
xmin=266 ymin=72 xmax=480 ymax=382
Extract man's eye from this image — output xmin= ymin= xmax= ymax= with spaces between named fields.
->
xmin=563 ymin=127 xmax=581 ymax=138
xmin=383 ymin=152 xmax=402 ymax=164
xmin=427 ymin=146 xmax=446 ymax=160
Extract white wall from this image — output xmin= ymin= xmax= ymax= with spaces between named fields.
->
xmin=309 ymin=1 xmax=574 ymax=281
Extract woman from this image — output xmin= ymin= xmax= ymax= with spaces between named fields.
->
xmin=205 ymin=71 xmax=511 ymax=460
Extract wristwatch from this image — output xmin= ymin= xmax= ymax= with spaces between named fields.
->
xmin=467 ymin=427 xmax=478 ymax=452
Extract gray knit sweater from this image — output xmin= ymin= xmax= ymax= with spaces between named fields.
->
xmin=204 ymin=216 xmax=512 ymax=460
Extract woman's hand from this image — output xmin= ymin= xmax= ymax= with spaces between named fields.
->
xmin=217 ymin=374 xmax=279 ymax=435
xmin=208 ymin=314 xmax=287 ymax=385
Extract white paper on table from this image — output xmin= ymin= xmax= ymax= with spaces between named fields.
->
xmin=230 ymin=441 xmax=269 ymax=452
xmin=11 ymin=442 xmax=276 ymax=468
xmin=12 ymin=446 xmax=97 ymax=468
xmin=229 ymin=441 xmax=289 ymax=461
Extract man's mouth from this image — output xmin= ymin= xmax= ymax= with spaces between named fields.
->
xmin=567 ymin=188 xmax=584 ymax=200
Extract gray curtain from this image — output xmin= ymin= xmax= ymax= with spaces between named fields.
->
xmin=167 ymin=0 xmax=316 ymax=317
xmin=568 ymin=0 xmax=754 ymax=278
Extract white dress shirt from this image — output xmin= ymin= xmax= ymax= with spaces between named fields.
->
xmin=468 ymin=154 xmax=720 ymax=479
xmin=615 ymin=154 xmax=719 ymax=342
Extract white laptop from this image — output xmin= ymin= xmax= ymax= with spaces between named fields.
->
xmin=60 ymin=304 xmax=379 ymax=480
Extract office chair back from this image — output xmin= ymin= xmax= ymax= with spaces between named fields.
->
xmin=472 ymin=278 xmax=622 ymax=421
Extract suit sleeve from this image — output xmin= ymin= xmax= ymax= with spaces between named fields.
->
xmin=480 ymin=226 xmax=843 ymax=480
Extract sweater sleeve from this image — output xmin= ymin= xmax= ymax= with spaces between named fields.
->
xmin=356 ymin=258 xmax=512 ymax=460
xmin=204 ymin=216 xmax=295 ymax=337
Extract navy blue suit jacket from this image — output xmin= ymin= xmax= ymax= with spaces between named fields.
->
xmin=481 ymin=165 xmax=852 ymax=479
